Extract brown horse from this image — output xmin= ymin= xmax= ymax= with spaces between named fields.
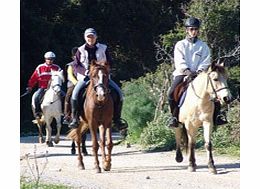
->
xmin=68 ymin=60 xmax=113 ymax=173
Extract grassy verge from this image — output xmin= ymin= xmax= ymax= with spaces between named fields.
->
xmin=20 ymin=177 xmax=71 ymax=189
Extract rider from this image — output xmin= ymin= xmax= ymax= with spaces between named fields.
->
xmin=63 ymin=47 xmax=78 ymax=125
xmin=27 ymin=51 xmax=61 ymax=119
xmin=168 ymin=17 xmax=227 ymax=127
xmin=68 ymin=28 xmax=128 ymax=133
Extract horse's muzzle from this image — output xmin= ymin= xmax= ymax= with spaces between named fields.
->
xmin=223 ymin=96 xmax=231 ymax=104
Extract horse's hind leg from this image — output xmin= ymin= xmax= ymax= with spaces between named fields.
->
xmin=37 ymin=124 xmax=44 ymax=143
xmin=76 ymin=126 xmax=85 ymax=170
xmin=81 ymin=132 xmax=88 ymax=156
xmin=203 ymin=122 xmax=217 ymax=174
xmin=104 ymin=126 xmax=113 ymax=171
xmin=45 ymin=119 xmax=53 ymax=147
xmin=54 ymin=116 xmax=62 ymax=144
xmin=71 ymin=140 xmax=76 ymax=154
xmin=174 ymin=127 xmax=183 ymax=163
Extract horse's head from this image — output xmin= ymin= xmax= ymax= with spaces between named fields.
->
xmin=89 ymin=60 xmax=110 ymax=102
xmin=49 ymin=70 xmax=64 ymax=95
xmin=207 ymin=62 xmax=232 ymax=104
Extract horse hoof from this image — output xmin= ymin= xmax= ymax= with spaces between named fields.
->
xmin=188 ymin=166 xmax=196 ymax=172
xmin=39 ymin=137 xmax=44 ymax=144
xmin=71 ymin=149 xmax=76 ymax=155
xmin=209 ymin=167 xmax=217 ymax=174
xmin=78 ymin=163 xmax=85 ymax=170
xmin=46 ymin=141 xmax=54 ymax=147
xmin=175 ymin=155 xmax=183 ymax=163
xmin=95 ymin=167 xmax=101 ymax=173
xmin=82 ymin=150 xmax=88 ymax=156
xmin=54 ymin=138 xmax=60 ymax=144
xmin=175 ymin=151 xmax=183 ymax=163
xmin=103 ymin=162 xmax=111 ymax=171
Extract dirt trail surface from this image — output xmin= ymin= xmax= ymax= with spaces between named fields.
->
xmin=20 ymin=134 xmax=240 ymax=189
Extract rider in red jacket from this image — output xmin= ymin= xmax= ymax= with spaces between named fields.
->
xmin=27 ymin=51 xmax=61 ymax=119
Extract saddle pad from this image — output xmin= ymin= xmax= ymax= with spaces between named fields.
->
xmin=178 ymin=89 xmax=187 ymax=108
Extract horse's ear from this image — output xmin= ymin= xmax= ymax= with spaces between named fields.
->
xmin=210 ymin=61 xmax=216 ymax=71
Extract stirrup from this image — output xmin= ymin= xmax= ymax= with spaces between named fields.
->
xmin=68 ymin=119 xmax=79 ymax=129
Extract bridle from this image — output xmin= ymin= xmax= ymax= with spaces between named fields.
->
xmin=45 ymin=75 xmax=62 ymax=104
xmin=207 ymin=73 xmax=229 ymax=101
xmin=191 ymin=71 xmax=229 ymax=101
xmin=91 ymin=68 xmax=110 ymax=95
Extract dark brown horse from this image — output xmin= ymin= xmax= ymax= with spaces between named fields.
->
xmin=68 ymin=60 xmax=113 ymax=173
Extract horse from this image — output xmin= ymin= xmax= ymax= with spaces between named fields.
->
xmin=68 ymin=60 xmax=113 ymax=173
xmin=173 ymin=62 xmax=231 ymax=174
xmin=32 ymin=70 xmax=64 ymax=147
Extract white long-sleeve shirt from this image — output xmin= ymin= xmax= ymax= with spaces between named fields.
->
xmin=173 ymin=38 xmax=211 ymax=76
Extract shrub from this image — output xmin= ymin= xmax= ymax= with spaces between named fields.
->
xmin=140 ymin=112 xmax=175 ymax=151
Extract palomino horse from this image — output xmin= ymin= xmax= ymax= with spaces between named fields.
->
xmin=68 ymin=60 xmax=113 ymax=173
xmin=173 ymin=62 xmax=231 ymax=174
xmin=32 ymin=70 xmax=64 ymax=147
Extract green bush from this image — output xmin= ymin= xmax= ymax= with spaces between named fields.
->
xmin=140 ymin=113 xmax=175 ymax=151
xmin=122 ymin=80 xmax=155 ymax=142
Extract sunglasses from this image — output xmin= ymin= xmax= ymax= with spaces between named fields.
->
xmin=188 ymin=27 xmax=199 ymax=31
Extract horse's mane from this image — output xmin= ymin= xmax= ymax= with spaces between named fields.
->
xmin=209 ymin=63 xmax=228 ymax=78
xmin=89 ymin=60 xmax=110 ymax=77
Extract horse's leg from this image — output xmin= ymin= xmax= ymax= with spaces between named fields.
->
xmin=104 ymin=125 xmax=113 ymax=171
xmin=81 ymin=132 xmax=88 ymax=156
xmin=90 ymin=126 xmax=101 ymax=173
xmin=186 ymin=124 xmax=197 ymax=172
xmin=98 ymin=125 xmax=107 ymax=171
xmin=203 ymin=121 xmax=217 ymax=174
xmin=45 ymin=118 xmax=53 ymax=147
xmin=37 ymin=123 xmax=44 ymax=143
xmin=54 ymin=116 xmax=62 ymax=144
xmin=71 ymin=140 xmax=76 ymax=154
xmin=76 ymin=126 xmax=85 ymax=170
xmin=174 ymin=127 xmax=183 ymax=163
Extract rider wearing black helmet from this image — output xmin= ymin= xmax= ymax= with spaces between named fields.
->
xmin=167 ymin=17 xmax=227 ymax=128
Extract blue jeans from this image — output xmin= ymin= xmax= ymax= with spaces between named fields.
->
xmin=71 ymin=78 xmax=123 ymax=102
xmin=33 ymin=88 xmax=45 ymax=113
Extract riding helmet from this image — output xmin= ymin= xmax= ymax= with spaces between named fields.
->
xmin=184 ymin=17 xmax=200 ymax=28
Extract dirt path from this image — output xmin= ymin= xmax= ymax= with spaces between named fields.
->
xmin=20 ymin=134 xmax=240 ymax=189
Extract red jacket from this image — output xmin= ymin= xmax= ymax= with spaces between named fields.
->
xmin=28 ymin=63 xmax=61 ymax=89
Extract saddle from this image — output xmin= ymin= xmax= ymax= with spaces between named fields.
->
xmin=173 ymin=80 xmax=189 ymax=108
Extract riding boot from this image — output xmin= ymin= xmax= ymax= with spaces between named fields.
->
xmin=34 ymin=103 xmax=42 ymax=119
xmin=113 ymin=100 xmax=128 ymax=131
xmin=68 ymin=99 xmax=79 ymax=129
xmin=63 ymin=102 xmax=71 ymax=125
xmin=168 ymin=99 xmax=179 ymax=128
xmin=214 ymin=101 xmax=228 ymax=126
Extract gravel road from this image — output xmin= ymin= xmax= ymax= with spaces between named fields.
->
xmin=20 ymin=133 xmax=240 ymax=189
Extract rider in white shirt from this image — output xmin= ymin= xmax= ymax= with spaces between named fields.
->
xmin=168 ymin=17 xmax=227 ymax=127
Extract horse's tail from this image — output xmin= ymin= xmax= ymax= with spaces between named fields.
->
xmin=181 ymin=126 xmax=189 ymax=154
xmin=67 ymin=122 xmax=89 ymax=142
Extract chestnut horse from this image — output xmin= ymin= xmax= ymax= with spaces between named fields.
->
xmin=68 ymin=60 xmax=113 ymax=173
xmin=173 ymin=62 xmax=231 ymax=174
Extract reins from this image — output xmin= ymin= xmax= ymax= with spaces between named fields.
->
xmin=190 ymin=72 xmax=229 ymax=101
